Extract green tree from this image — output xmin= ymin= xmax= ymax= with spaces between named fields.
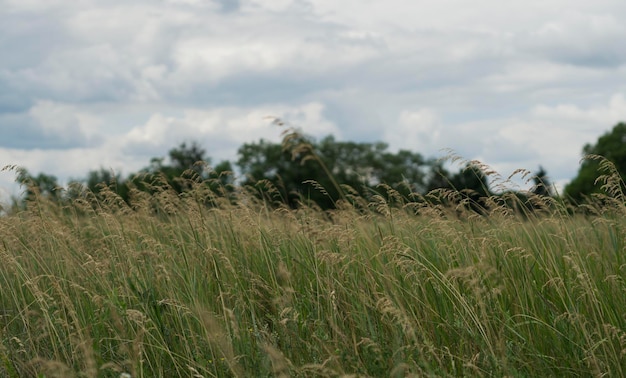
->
xmin=237 ymin=133 xmax=429 ymax=209
xmin=426 ymin=163 xmax=491 ymax=213
xmin=167 ymin=141 xmax=207 ymax=176
xmin=83 ymin=168 xmax=129 ymax=200
xmin=15 ymin=168 xmax=62 ymax=203
xmin=530 ymin=166 xmax=552 ymax=197
xmin=237 ymin=137 xmax=333 ymax=208
xmin=122 ymin=141 xmax=235 ymax=208
xmin=427 ymin=163 xmax=489 ymax=194
xmin=129 ymin=141 xmax=212 ymax=195
xmin=565 ymin=122 xmax=626 ymax=203
xmin=211 ymin=160 xmax=235 ymax=186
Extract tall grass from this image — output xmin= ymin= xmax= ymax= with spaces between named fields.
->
xmin=1 ymin=164 xmax=625 ymax=377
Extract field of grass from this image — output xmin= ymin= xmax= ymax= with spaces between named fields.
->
xmin=1 ymin=174 xmax=625 ymax=377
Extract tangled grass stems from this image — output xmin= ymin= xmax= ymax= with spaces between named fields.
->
xmin=0 ymin=158 xmax=625 ymax=376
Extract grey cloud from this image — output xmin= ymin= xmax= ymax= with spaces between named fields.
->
xmin=119 ymin=141 xmax=171 ymax=162
xmin=0 ymin=7 xmax=74 ymax=69
xmin=526 ymin=39 xmax=626 ymax=69
xmin=1 ymin=0 xmax=626 ymax=197
xmin=0 ymin=107 xmax=103 ymax=150
xmin=2 ymin=45 xmax=140 ymax=105
xmin=519 ymin=13 xmax=626 ymax=68
xmin=0 ymin=88 xmax=32 ymax=114
xmin=216 ymin=0 xmax=240 ymax=13
xmin=120 ymin=132 xmax=239 ymax=165
xmin=0 ymin=121 xmax=98 ymax=150
xmin=1 ymin=3 xmax=187 ymax=105
xmin=3 ymin=0 xmax=510 ymax=112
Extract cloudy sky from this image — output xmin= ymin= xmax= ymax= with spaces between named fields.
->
xmin=2 ymin=0 xmax=626 ymax=202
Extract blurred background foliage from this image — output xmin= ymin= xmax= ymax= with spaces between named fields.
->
xmin=13 ymin=121 xmax=626 ymax=212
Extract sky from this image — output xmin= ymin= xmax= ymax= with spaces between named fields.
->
xmin=2 ymin=0 xmax=626 ymax=203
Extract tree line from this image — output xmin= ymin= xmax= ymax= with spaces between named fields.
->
xmin=13 ymin=121 xmax=626 ymax=213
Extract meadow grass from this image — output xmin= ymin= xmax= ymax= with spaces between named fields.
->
xmin=0 ymin=175 xmax=625 ymax=377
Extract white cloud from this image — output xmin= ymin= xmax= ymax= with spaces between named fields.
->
xmin=2 ymin=0 xmax=626 ymax=203
xmin=164 ymin=0 xmax=220 ymax=8
xmin=309 ymin=0 xmax=626 ymax=34
xmin=0 ymin=100 xmax=340 ymax=206
xmin=481 ymin=61 xmax=606 ymax=95
xmin=0 ymin=100 xmax=103 ymax=149
xmin=3 ymin=0 xmax=72 ymax=12
xmin=121 ymin=102 xmax=339 ymax=160
xmin=168 ymin=22 xmax=385 ymax=87
xmin=523 ymin=12 xmax=626 ymax=67
xmin=29 ymin=100 xmax=100 ymax=137
xmin=0 ymin=143 xmax=144 ymax=204
xmin=385 ymin=109 xmax=441 ymax=155
xmin=244 ymin=0 xmax=299 ymax=12
xmin=432 ymin=93 xmax=626 ymax=192
xmin=531 ymin=93 xmax=626 ymax=126
xmin=2 ymin=1 xmax=388 ymax=104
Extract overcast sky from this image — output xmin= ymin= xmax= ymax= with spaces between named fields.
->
xmin=2 ymin=0 xmax=626 ymax=202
